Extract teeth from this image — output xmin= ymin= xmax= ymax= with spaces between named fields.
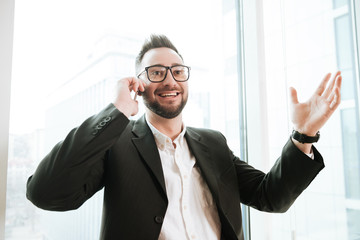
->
xmin=160 ymin=93 xmax=178 ymax=97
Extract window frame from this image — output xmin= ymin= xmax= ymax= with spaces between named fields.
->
xmin=0 ymin=0 xmax=15 ymax=239
xmin=352 ymin=0 xmax=360 ymax=105
xmin=235 ymin=0 xmax=250 ymax=239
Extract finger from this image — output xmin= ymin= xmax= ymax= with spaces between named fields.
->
xmin=329 ymin=87 xmax=341 ymax=109
xmin=329 ymin=94 xmax=337 ymax=109
xmin=119 ymin=77 xmax=135 ymax=92
xmin=132 ymin=81 xmax=140 ymax=93
xmin=136 ymin=78 xmax=147 ymax=97
xmin=322 ymin=71 xmax=341 ymax=98
xmin=328 ymin=74 xmax=342 ymax=108
xmin=127 ymin=76 xmax=139 ymax=85
xmin=315 ymin=73 xmax=331 ymax=96
xmin=136 ymin=78 xmax=146 ymax=92
xmin=327 ymin=74 xmax=342 ymax=101
xmin=335 ymin=74 xmax=342 ymax=89
xmin=327 ymin=90 xmax=335 ymax=103
xmin=133 ymin=77 xmax=148 ymax=92
xmin=289 ymin=87 xmax=299 ymax=105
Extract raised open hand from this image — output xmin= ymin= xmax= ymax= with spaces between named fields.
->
xmin=289 ymin=71 xmax=342 ymax=136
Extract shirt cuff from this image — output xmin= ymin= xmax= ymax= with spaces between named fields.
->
xmin=305 ymin=148 xmax=314 ymax=160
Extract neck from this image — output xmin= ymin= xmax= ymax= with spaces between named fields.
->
xmin=146 ymin=110 xmax=183 ymax=141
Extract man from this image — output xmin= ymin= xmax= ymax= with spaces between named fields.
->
xmin=26 ymin=35 xmax=342 ymax=240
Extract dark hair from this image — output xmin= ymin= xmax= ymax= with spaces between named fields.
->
xmin=135 ymin=34 xmax=183 ymax=73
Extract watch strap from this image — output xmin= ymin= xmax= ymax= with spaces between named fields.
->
xmin=292 ymin=130 xmax=320 ymax=144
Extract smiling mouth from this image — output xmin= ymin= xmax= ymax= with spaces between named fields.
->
xmin=158 ymin=92 xmax=180 ymax=97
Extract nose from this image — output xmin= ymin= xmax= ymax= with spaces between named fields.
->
xmin=162 ymin=68 xmax=177 ymax=86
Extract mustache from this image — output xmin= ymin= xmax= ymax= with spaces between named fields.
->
xmin=153 ymin=87 xmax=183 ymax=94
xmin=154 ymin=87 xmax=183 ymax=94
xmin=138 ymin=86 xmax=184 ymax=96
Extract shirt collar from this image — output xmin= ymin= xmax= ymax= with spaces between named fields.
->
xmin=145 ymin=114 xmax=186 ymax=150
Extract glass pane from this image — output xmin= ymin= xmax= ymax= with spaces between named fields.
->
xmin=333 ymin=0 xmax=349 ymax=9
xmin=6 ymin=0 xmax=241 ymax=239
xmin=341 ymin=108 xmax=360 ymax=199
xmin=244 ymin=0 xmax=360 ymax=239
xmin=340 ymin=69 xmax=355 ymax=100
xmin=346 ymin=209 xmax=360 ymax=239
xmin=335 ymin=15 xmax=354 ymax=70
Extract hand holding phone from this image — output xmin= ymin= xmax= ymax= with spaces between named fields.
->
xmin=113 ymin=77 xmax=146 ymax=118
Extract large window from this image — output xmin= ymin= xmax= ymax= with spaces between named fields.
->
xmin=3 ymin=0 xmax=360 ymax=239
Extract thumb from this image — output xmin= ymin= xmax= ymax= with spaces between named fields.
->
xmin=289 ymin=87 xmax=299 ymax=105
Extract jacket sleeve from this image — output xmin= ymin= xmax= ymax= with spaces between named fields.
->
xmin=26 ymin=103 xmax=129 ymax=211
xmin=234 ymin=138 xmax=324 ymax=213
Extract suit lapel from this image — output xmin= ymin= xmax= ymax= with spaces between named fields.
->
xmin=132 ymin=122 xmax=238 ymax=237
xmin=185 ymin=128 xmax=238 ymax=237
xmin=131 ymin=115 xmax=167 ymax=198
xmin=131 ymin=119 xmax=223 ymax=206
xmin=185 ymin=128 xmax=220 ymax=202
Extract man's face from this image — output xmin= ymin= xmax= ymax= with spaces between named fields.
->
xmin=139 ymin=47 xmax=188 ymax=119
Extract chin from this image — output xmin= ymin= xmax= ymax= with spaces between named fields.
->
xmin=145 ymin=101 xmax=187 ymax=119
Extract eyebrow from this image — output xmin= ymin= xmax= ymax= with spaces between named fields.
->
xmin=148 ymin=63 xmax=186 ymax=67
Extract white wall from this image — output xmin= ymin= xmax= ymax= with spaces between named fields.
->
xmin=0 ymin=0 xmax=15 ymax=239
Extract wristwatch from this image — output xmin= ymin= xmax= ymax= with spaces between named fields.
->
xmin=291 ymin=130 xmax=320 ymax=144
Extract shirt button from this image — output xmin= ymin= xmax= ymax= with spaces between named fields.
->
xmin=191 ymin=234 xmax=197 ymax=239
xmin=183 ymin=205 xmax=187 ymax=210
xmin=154 ymin=216 xmax=163 ymax=224
xmin=184 ymin=175 xmax=188 ymax=179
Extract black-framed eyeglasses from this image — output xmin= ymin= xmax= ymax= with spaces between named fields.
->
xmin=137 ymin=64 xmax=191 ymax=82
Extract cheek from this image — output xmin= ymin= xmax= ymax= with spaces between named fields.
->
xmin=141 ymin=86 xmax=155 ymax=99
xmin=181 ymin=83 xmax=188 ymax=94
xmin=144 ymin=82 xmax=156 ymax=93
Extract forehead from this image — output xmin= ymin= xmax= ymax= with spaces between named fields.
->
xmin=141 ymin=47 xmax=183 ymax=67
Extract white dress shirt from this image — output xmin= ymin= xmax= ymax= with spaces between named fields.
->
xmin=146 ymin=118 xmax=221 ymax=240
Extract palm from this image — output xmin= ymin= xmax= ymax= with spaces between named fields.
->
xmin=290 ymin=72 xmax=342 ymax=136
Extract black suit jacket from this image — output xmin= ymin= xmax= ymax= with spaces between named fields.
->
xmin=26 ymin=103 xmax=325 ymax=240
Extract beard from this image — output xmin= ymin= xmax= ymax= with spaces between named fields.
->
xmin=142 ymin=88 xmax=188 ymax=119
